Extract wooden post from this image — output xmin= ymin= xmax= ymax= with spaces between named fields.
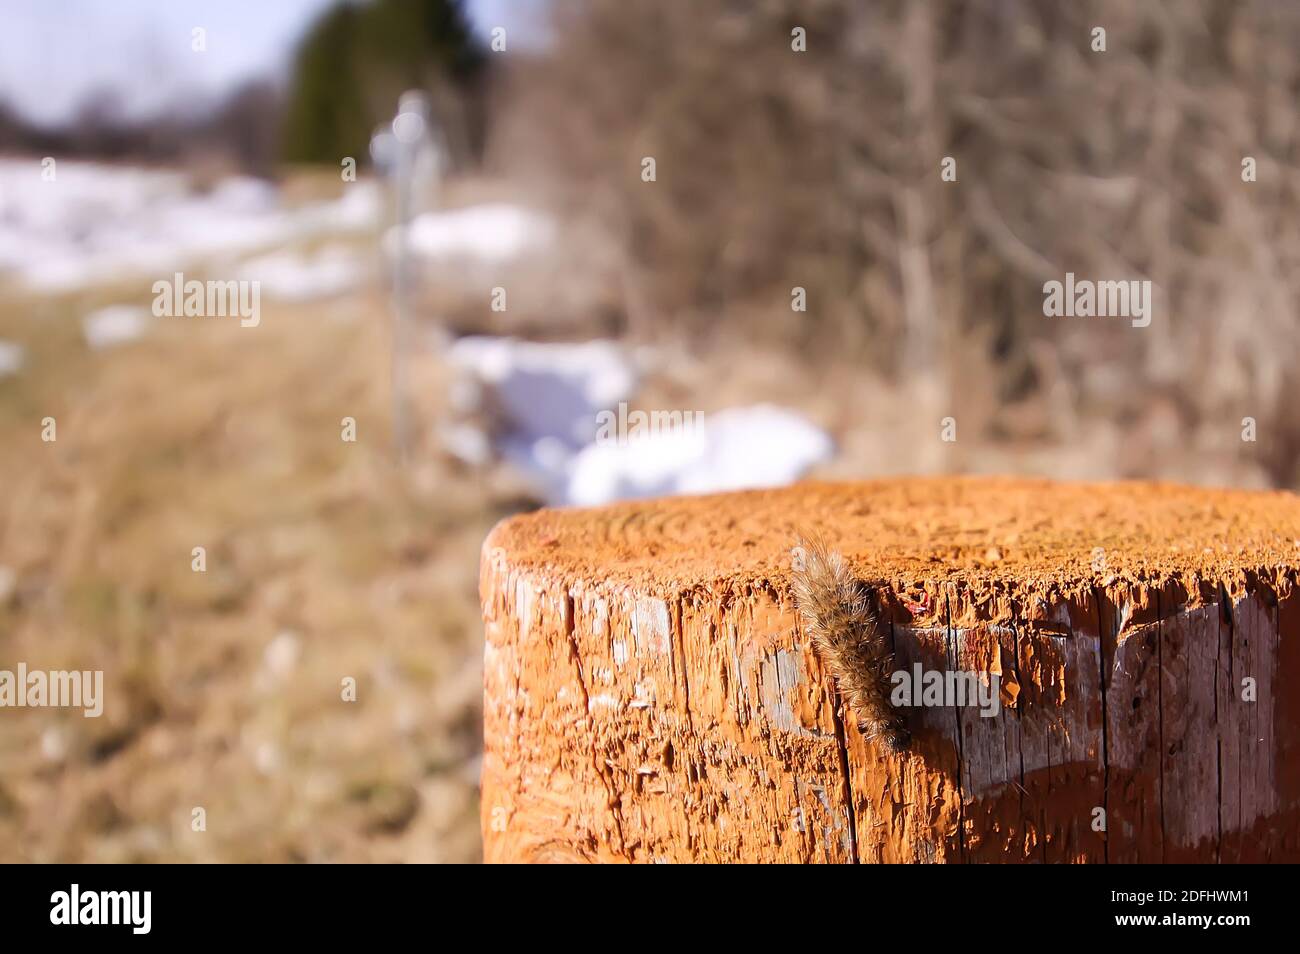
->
xmin=479 ymin=477 xmax=1300 ymax=862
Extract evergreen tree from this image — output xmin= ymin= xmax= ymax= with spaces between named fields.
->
xmin=281 ymin=0 xmax=486 ymax=165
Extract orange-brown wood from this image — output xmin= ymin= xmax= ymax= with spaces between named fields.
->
xmin=480 ymin=477 xmax=1300 ymax=862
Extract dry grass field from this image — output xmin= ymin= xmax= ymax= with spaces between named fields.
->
xmin=0 ymin=264 xmax=520 ymax=862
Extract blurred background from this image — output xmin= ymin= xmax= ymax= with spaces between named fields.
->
xmin=1 ymin=0 xmax=1298 ymax=862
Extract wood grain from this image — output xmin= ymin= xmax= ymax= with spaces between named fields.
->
xmin=480 ymin=478 xmax=1300 ymax=862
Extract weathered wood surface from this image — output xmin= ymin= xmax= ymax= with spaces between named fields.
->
xmin=480 ymin=478 xmax=1300 ymax=862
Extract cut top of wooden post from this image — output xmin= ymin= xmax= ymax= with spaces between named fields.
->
xmin=485 ymin=477 xmax=1300 ymax=596
xmin=481 ymin=477 xmax=1300 ymax=863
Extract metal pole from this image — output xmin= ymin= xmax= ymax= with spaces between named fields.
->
xmin=390 ymin=91 xmax=431 ymax=464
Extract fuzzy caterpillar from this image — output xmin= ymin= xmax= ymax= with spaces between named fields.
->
xmin=790 ymin=538 xmax=911 ymax=752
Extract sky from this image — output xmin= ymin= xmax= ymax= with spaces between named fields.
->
xmin=0 ymin=0 xmax=540 ymax=126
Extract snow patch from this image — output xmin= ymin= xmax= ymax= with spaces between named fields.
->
xmin=0 ymin=159 xmax=380 ymax=293
xmin=393 ymin=203 xmax=552 ymax=263
xmin=567 ymin=405 xmax=833 ymax=507
xmin=0 ymin=340 xmax=24 ymax=379
xmin=238 ymin=245 xmax=364 ymax=301
xmin=82 ymin=306 xmax=150 ymax=350
xmin=447 ymin=336 xmax=832 ymax=505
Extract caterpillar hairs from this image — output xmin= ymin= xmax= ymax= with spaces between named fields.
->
xmin=790 ymin=538 xmax=911 ymax=752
